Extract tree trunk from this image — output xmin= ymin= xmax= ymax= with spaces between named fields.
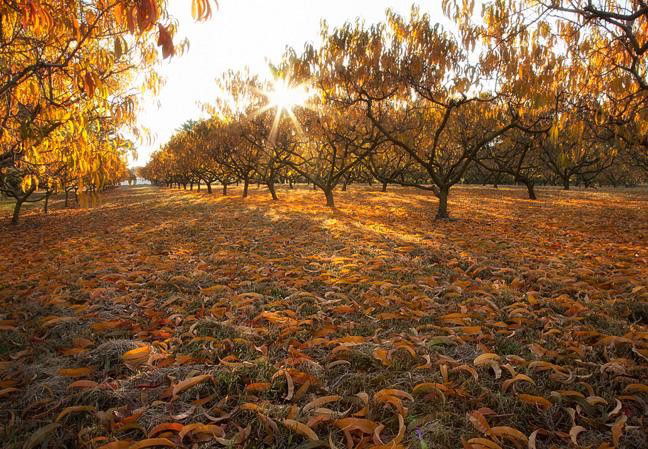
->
xmin=190 ymin=182 xmax=194 ymax=191
xmin=222 ymin=183 xmax=228 ymax=195
xmin=197 ymin=181 xmax=201 ymax=191
xmin=12 ymin=199 xmax=24 ymax=225
xmin=381 ymin=181 xmax=388 ymax=192
xmin=242 ymin=177 xmax=249 ymax=197
xmin=324 ymin=188 xmax=335 ymax=207
xmin=289 ymin=179 xmax=294 ymax=189
xmin=563 ymin=175 xmax=570 ymax=190
xmin=524 ymin=180 xmax=537 ymax=200
xmin=267 ymin=181 xmax=278 ymax=200
xmin=435 ymin=186 xmax=450 ymax=220
xmin=65 ymin=190 xmax=69 ymax=207
xmin=44 ymin=192 xmax=51 ymax=213
xmin=206 ymin=182 xmax=212 ymax=194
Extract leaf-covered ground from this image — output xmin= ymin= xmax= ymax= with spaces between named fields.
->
xmin=1 ymin=185 xmax=647 ymax=449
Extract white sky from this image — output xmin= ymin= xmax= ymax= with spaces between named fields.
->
xmin=129 ymin=1 xmax=448 ymax=167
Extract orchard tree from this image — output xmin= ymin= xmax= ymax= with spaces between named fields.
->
xmin=365 ymin=145 xmax=413 ymax=192
xmin=293 ymin=9 xmax=553 ymax=218
xmin=281 ymin=104 xmax=385 ymax=207
xmin=448 ymin=0 xmax=647 ymax=176
xmin=1 ymin=0 xmax=216 ymax=223
xmin=476 ymin=130 xmax=546 ymax=199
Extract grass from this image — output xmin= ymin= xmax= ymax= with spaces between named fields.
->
xmin=0 ymin=184 xmax=646 ymax=448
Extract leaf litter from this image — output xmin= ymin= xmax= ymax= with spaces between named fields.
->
xmin=0 ymin=185 xmax=647 ymax=448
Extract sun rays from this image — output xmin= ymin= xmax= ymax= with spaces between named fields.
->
xmin=256 ymin=76 xmax=310 ymax=143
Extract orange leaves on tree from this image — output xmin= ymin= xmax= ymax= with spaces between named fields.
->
xmin=192 ymin=0 xmax=215 ymax=21
xmin=134 ymin=0 xmax=160 ymax=33
xmin=19 ymin=0 xmax=54 ymax=34
xmin=157 ymin=24 xmax=175 ymax=59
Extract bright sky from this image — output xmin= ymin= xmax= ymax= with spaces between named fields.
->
xmin=130 ymin=1 xmax=448 ymax=167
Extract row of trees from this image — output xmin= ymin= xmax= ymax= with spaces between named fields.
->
xmin=143 ymin=3 xmax=647 ymax=219
xmin=0 ymin=0 xmax=216 ymax=223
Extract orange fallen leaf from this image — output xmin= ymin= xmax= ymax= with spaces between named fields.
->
xmin=128 ymin=438 xmax=176 ymax=449
xmin=122 ymin=345 xmax=151 ymax=366
xmin=244 ymin=382 xmax=272 ymax=392
xmin=283 ymin=419 xmax=319 ymax=441
xmin=517 ymin=393 xmax=552 ymax=410
xmin=334 ymin=418 xmax=380 ymax=433
xmin=58 ymin=367 xmax=93 ymax=377
xmin=172 ymin=374 xmax=212 ymax=397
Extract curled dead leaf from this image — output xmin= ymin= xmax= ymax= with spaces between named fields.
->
xmin=283 ymin=419 xmax=319 ymax=441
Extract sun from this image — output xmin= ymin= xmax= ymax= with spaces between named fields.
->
xmin=267 ymin=78 xmax=309 ymax=111
xmin=255 ymin=76 xmax=310 ymax=142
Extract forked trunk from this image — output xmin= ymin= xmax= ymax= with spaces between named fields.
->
xmin=206 ymin=182 xmax=212 ymax=194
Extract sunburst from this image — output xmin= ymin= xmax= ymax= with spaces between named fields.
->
xmin=256 ymin=76 xmax=310 ymax=142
